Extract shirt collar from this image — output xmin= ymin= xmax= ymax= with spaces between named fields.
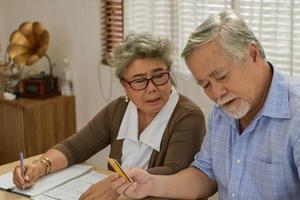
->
xmin=259 ymin=63 xmax=290 ymax=119
xmin=117 ymin=88 xmax=179 ymax=151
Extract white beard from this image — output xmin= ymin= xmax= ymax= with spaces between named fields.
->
xmin=217 ymin=93 xmax=251 ymax=119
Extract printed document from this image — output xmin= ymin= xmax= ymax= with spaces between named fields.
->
xmin=33 ymin=171 xmax=106 ymax=200
xmin=0 ymin=164 xmax=105 ymax=198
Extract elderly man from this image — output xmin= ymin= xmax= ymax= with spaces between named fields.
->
xmin=111 ymin=10 xmax=300 ymax=200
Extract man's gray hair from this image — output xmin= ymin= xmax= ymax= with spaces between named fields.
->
xmin=108 ymin=32 xmax=173 ymax=79
xmin=181 ymin=10 xmax=265 ymax=65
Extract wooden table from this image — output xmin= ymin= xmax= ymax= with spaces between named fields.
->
xmin=0 ymin=155 xmax=129 ymax=200
xmin=0 ymin=156 xmax=173 ymax=200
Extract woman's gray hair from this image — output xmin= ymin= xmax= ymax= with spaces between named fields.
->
xmin=108 ymin=32 xmax=173 ymax=79
xmin=181 ymin=10 xmax=265 ymax=65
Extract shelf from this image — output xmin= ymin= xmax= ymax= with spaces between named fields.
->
xmin=0 ymin=95 xmax=76 ymax=164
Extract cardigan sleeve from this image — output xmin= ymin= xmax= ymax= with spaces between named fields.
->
xmin=53 ymin=98 xmax=124 ymax=166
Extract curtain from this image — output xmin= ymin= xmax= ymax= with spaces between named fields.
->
xmin=124 ymin=0 xmax=300 ymax=77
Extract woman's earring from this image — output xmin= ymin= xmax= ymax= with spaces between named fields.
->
xmin=125 ymin=95 xmax=129 ymax=102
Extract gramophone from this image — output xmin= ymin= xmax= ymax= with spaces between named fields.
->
xmin=7 ymin=21 xmax=60 ymax=98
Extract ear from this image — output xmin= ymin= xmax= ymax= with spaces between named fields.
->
xmin=248 ymin=42 xmax=259 ymax=62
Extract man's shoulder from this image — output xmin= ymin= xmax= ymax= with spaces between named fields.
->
xmin=281 ymin=75 xmax=300 ymax=111
xmin=272 ymin=72 xmax=300 ymax=111
xmin=287 ymin=76 xmax=300 ymax=98
xmin=272 ymin=74 xmax=300 ymax=129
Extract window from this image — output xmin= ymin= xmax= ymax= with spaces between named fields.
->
xmin=101 ymin=0 xmax=124 ymax=64
xmin=124 ymin=0 xmax=300 ymax=77
xmin=239 ymin=0 xmax=300 ymax=76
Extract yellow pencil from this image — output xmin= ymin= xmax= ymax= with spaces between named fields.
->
xmin=107 ymin=158 xmax=132 ymax=182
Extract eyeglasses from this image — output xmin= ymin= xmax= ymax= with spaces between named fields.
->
xmin=121 ymin=72 xmax=170 ymax=91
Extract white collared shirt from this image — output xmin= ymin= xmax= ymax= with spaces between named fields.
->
xmin=117 ymin=88 xmax=179 ymax=169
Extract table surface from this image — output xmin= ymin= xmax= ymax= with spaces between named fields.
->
xmin=0 ymin=155 xmax=129 ymax=200
xmin=0 ymin=155 xmax=176 ymax=200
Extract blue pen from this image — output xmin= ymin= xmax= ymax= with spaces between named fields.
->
xmin=19 ymin=152 xmax=24 ymax=178
xmin=19 ymin=152 xmax=25 ymax=190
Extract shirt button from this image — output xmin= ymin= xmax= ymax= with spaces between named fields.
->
xmin=236 ymin=159 xmax=241 ymax=164
xmin=232 ymin=193 xmax=236 ymax=197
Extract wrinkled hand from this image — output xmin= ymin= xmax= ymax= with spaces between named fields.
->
xmin=111 ymin=168 xmax=152 ymax=199
xmin=13 ymin=161 xmax=44 ymax=189
xmin=79 ymin=176 xmax=120 ymax=200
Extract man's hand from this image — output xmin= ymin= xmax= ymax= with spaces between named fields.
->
xmin=111 ymin=168 xmax=153 ymax=199
xmin=79 ymin=176 xmax=120 ymax=200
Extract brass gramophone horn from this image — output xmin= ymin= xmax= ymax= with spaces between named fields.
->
xmin=7 ymin=21 xmax=50 ymax=66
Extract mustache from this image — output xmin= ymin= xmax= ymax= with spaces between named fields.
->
xmin=217 ymin=93 xmax=238 ymax=106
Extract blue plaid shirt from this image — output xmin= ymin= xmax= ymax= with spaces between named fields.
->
xmin=192 ymin=66 xmax=300 ymax=200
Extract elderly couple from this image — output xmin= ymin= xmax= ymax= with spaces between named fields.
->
xmin=13 ymin=10 xmax=300 ymax=200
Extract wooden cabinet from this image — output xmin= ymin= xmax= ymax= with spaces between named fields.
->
xmin=0 ymin=95 xmax=76 ymax=164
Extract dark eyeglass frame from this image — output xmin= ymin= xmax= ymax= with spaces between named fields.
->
xmin=121 ymin=72 xmax=170 ymax=91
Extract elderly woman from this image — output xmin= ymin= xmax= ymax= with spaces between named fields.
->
xmin=13 ymin=33 xmax=206 ymax=199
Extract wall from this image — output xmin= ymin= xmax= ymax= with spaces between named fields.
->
xmin=0 ymin=0 xmax=124 ymax=128
xmin=0 ymin=0 xmax=214 ymax=168
xmin=0 ymin=0 xmax=121 ymax=166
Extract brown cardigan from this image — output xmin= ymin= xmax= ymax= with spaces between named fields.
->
xmin=54 ymin=94 xmax=206 ymax=175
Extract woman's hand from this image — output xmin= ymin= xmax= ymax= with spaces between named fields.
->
xmin=79 ymin=176 xmax=120 ymax=200
xmin=111 ymin=168 xmax=153 ymax=199
xmin=13 ymin=160 xmax=45 ymax=189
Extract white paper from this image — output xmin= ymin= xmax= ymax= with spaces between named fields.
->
xmin=36 ymin=171 xmax=106 ymax=200
xmin=0 ymin=164 xmax=94 ymax=197
xmin=0 ymin=172 xmax=14 ymax=189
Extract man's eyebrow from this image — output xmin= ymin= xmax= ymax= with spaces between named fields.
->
xmin=195 ymin=68 xmax=226 ymax=85
xmin=196 ymin=79 xmax=208 ymax=85
xmin=208 ymin=68 xmax=225 ymax=78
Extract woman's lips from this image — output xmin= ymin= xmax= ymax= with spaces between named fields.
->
xmin=146 ymin=97 xmax=160 ymax=104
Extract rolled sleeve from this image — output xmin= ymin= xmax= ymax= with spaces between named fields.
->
xmin=191 ymin=112 xmax=215 ymax=181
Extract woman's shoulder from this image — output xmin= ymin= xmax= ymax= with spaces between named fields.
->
xmin=169 ymin=93 xmax=205 ymax=122
xmin=106 ymin=96 xmax=128 ymax=109
xmin=176 ymin=94 xmax=203 ymax=112
xmin=93 ymin=96 xmax=128 ymax=119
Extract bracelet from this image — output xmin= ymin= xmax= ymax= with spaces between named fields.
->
xmin=40 ymin=157 xmax=52 ymax=175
